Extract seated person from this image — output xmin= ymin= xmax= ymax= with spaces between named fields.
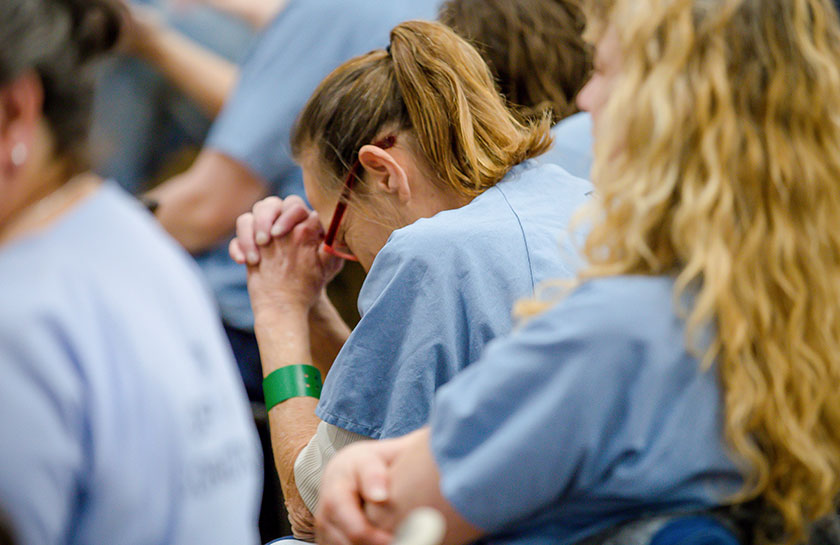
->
xmin=439 ymin=0 xmax=594 ymax=178
xmin=0 ymin=1 xmax=261 ymax=543
xmin=138 ymin=0 xmax=442 ymax=402
xmin=315 ymin=0 xmax=840 ymax=543
xmin=230 ymin=20 xmax=591 ymax=538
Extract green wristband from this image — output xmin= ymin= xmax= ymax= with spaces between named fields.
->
xmin=263 ymin=365 xmax=323 ymax=411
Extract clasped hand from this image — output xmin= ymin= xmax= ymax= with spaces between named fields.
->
xmin=229 ymin=196 xmax=343 ymax=315
xmin=316 ymin=438 xmax=410 ymax=545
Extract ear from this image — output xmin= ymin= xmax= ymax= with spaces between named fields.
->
xmin=357 ymin=145 xmax=411 ymax=203
xmin=0 ymin=72 xmax=44 ymax=179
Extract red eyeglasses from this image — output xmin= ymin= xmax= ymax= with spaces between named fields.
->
xmin=322 ymin=135 xmax=397 ymax=261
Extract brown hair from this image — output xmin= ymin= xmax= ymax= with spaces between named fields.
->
xmin=291 ymin=20 xmax=552 ymax=199
xmin=439 ymin=0 xmax=591 ymax=123
xmin=0 ymin=0 xmax=123 ymax=168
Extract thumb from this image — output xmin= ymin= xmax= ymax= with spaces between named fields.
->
xmin=357 ymin=439 xmax=409 ymax=503
xmin=359 ymin=462 xmax=389 ymax=504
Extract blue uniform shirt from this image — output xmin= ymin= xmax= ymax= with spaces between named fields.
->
xmin=202 ymin=0 xmax=442 ymax=331
xmin=0 ymin=184 xmax=262 ymax=545
xmin=430 ymin=276 xmax=743 ymax=545
xmin=317 ymin=162 xmax=592 ymax=438
xmin=538 ymin=112 xmax=593 ymax=180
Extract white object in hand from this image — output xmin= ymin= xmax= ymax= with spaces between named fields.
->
xmin=391 ymin=508 xmax=446 ymax=545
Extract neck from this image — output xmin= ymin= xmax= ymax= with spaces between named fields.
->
xmin=0 ymin=165 xmax=99 ymax=247
xmin=408 ymin=185 xmax=474 ymax=224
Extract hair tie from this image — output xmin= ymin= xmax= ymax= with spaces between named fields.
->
xmin=385 ymin=43 xmax=392 ymax=56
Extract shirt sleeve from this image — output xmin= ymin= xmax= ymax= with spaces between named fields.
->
xmin=204 ymin=0 xmax=369 ymax=196
xmin=316 ymin=230 xmax=505 ymax=439
xmin=0 ymin=309 xmax=86 ymax=545
xmin=203 ymin=5 xmax=311 ymax=194
xmin=428 ymin=283 xmax=661 ymax=533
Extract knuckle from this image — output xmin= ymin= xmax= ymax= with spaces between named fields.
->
xmin=260 ymin=196 xmax=282 ymax=209
xmin=285 ymin=195 xmax=305 ymax=207
xmin=286 ymin=203 xmax=307 ymax=219
xmin=235 ymin=213 xmax=253 ymax=230
xmin=267 ymin=195 xmax=283 ymax=207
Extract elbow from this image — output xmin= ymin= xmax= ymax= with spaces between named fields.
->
xmin=180 ymin=200 xmax=236 ymax=254
xmin=152 ymin=156 xmax=269 ymax=253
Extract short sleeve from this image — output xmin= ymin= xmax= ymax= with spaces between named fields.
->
xmin=316 ymin=231 xmax=508 ymax=439
xmin=429 ymin=281 xmax=695 ymax=533
xmin=0 ymin=309 xmax=85 ymax=545
xmin=204 ymin=3 xmax=317 ymax=194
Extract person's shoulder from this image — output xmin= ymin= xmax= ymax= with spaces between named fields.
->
xmin=370 ymin=221 xmax=459 ymax=283
xmin=82 ymin=184 xmax=198 ymax=271
xmin=382 ymin=201 xmax=504 ymax=267
xmin=377 ymin=166 xmax=583 ymax=269
xmin=551 ymin=112 xmax=593 ymax=138
xmin=3 ymin=184 xmax=208 ymax=315
xmin=534 ymin=275 xmax=681 ymax=342
xmin=502 ymin=160 xmax=593 ymax=199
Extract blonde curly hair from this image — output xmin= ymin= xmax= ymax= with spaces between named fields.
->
xmin=568 ymin=0 xmax=840 ymax=542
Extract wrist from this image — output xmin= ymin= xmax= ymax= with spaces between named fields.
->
xmin=253 ymin=306 xmax=312 ymax=373
xmin=253 ymin=297 xmax=311 ymax=325
xmin=263 ymin=365 xmax=322 ymax=411
xmin=309 ymin=290 xmax=335 ymax=321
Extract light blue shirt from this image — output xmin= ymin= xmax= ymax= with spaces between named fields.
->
xmin=317 ymin=162 xmax=592 ymax=438
xmin=0 ymin=184 xmax=262 ymax=545
xmin=538 ymin=112 xmax=593 ymax=180
xmin=430 ymin=276 xmax=743 ymax=545
xmin=203 ymin=0 xmax=442 ymax=330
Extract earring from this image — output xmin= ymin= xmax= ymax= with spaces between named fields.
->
xmin=10 ymin=142 xmax=27 ymax=167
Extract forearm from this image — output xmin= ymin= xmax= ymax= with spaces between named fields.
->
xmin=145 ymin=173 xmax=232 ymax=252
xmin=308 ymin=292 xmax=351 ymax=376
xmin=255 ymin=305 xmax=322 ymax=537
xmin=269 ymin=398 xmax=321 ymax=539
xmin=134 ymin=26 xmax=237 ymax=116
xmin=145 ymin=152 xmax=268 ymax=253
xmin=213 ymin=0 xmax=289 ymax=28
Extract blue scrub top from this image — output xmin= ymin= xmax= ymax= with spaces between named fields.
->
xmin=0 ymin=184 xmax=262 ymax=545
xmin=538 ymin=112 xmax=594 ymax=180
xmin=430 ymin=276 xmax=743 ymax=545
xmin=317 ymin=161 xmax=592 ymax=439
xmin=201 ymin=0 xmax=443 ymax=331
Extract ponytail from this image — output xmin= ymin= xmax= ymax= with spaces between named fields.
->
xmin=292 ymin=20 xmax=551 ymax=198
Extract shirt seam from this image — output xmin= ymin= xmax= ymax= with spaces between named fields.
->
xmin=494 ymin=184 xmax=536 ymax=293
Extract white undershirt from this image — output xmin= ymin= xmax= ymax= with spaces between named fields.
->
xmin=294 ymin=421 xmax=369 ymax=513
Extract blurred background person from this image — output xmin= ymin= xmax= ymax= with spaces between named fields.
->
xmin=0 ymin=1 xmax=261 ymax=543
xmin=439 ymin=0 xmax=594 ymax=179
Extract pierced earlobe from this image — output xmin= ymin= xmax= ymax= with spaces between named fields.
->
xmin=10 ymin=142 xmax=27 ymax=167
